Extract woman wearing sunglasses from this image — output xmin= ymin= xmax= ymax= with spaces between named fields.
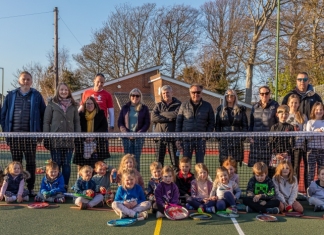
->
xmin=248 ymin=86 xmax=279 ymax=167
xmin=215 ymin=89 xmax=248 ymax=165
xmin=118 ymin=88 xmax=150 ymax=172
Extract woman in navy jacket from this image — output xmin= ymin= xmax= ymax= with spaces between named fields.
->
xmin=118 ymin=88 xmax=150 ymax=172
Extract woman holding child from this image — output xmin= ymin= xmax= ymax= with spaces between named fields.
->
xmin=73 ymin=96 xmax=110 ymax=170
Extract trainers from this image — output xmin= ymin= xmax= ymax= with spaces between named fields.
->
xmin=34 ymin=196 xmax=42 ymax=202
xmin=139 ymin=211 xmax=148 ymax=219
xmin=314 ymin=205 xmax=323 ymax=212
xmin=185 ymin=203 xmax=194 ymax=210
xmin=28 ymin=190 xmax=36 ymax=197
xmin=5 ymin=196 xmax=16 ymax=203
xmin=54 ymin=197 xmax=65 ymax=203
xmin=226 ymin=206 xmax=238 ymax=214
xmin=156 ymin=211 xmax=165 ymax=218
xmin=246 ymin=206 xmax=254 ymax=213
xmin=119 ymin=212 xmax=126 ymax=219
xmin=197 ymin=207 xmax=204 ymax=213
xmin=266 ymin=207 xmax=279 ymax=214
xmin=23 ymin=195 xmax=29 ymax=202
xmin=206 ymin=206 xmax=216 ymax=213
xmin=79 ymin=202 xmax=88 ymax=210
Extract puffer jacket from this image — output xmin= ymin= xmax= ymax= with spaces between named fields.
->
xmin=152 ymin=97 xmax=181 ymax=133
xmin=215 ymin=105 xmax=248 ymax=132
xmin=43 ymin=98 xmax=81 ymax=148
xmin=282 ymin=85 xmax=322 ymax=119
xmin=249 ymin=99 xmax=279 ymax=132
xmin=176 ymin=99 xmax=215 ymax=132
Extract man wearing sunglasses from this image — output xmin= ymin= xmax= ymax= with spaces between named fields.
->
xmin=175 ymin=84 xmax=215 ymax=164
xmin=282 ymin=72 xmax=322 ymax=119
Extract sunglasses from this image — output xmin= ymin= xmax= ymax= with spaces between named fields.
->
xmin=260 ymin=92 xmax=270 ymax=96
xmin=191 ymin=91 xmax=201 ymax=95
xmin=297 ymin=78 xmax=308 ymax=82
xmin=226 ymin=94 xmax=235 ymax=98
xmin=130 ymin=94 xmax=140 ymax=98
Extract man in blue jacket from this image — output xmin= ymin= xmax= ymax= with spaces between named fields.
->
xmin=1 ymin=71 xmax=46 ymax=196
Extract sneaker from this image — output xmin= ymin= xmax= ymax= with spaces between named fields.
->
xmin=139 ymin=211 xmax=148 ymax=219
xmin=23 ymin=195 xmax=29 ymax=202
xmin=226 ymin=206 xmax=238 ymax=214
xmin=205 ymin=206 xmax=216 ymax=214
xmin=156 ymin=211 xmax=165 ymax=218
xmin=314 ymin=205 xmax=323 ymax=212
xmin=186 ymin=203 xmax=194 ymax=210
xmin=34 ymin=196 xmax=42 ymax=202
xmin=266 ymin=207 xmax=279 ymax=214
xmin=119 ymin=212 xmax=126 ymax=219
xmin=79 ymin=202 xmax=88 ymax=210
xmin=54 ymin=197 xmax=65 ymax=203
xmin=29 ymin=190 xmax=36 ymax=197
xmin=246 ymin=206 xmax=254 ymax=213
xmin=197 ymin=207 xmax=204 ymax=213
xmin=5 ymin=196 xmax=16 ymax=203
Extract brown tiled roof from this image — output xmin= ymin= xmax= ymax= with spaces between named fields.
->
xmin=114 ymin=92 xmax=155 ymax=111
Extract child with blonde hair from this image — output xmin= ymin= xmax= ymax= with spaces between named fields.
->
xmin=186 ymin=163 xmax=215 ymax=213
xmin=308 ymin=166 xmax=324 ymax=212
xmin=35 ymin=161 xmax=66 ymax=203
xmin=155 ymin=166 xmax=180 ymax=218
xmin=112 ymin=169 xmax=150 ymax=219
xmin=116 ymin=154 xmax=145 ymax=190
xmin=147 ymin=161 xmax=162 ymax=212
xmin=273 ymin=160 xmax=303 ymax=213
xmin=210 ymin=167 xmax=241 ymax=214
xmin=72 ymin=165 xmax=104 ymax=210
xmin=0 ymin=161 xmax=30 ymax=203
xmin=243 ymin=162 xmax=280 ymax=214
xmin=222 ymin=157 xmax=239 ymax=185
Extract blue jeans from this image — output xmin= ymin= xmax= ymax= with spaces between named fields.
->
xmin=50 ymin=148 xmax=73 ymax=186
xmin=182 ymin=138 xmax=206 ymax=163
xmin=216 ymin=192 xmax=236 ymax=211
xmin=122 ymin=138 xmax=144 ymax=172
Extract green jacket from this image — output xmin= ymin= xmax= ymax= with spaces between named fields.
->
xmin=43 ymin=98 xmax=81 ymax=149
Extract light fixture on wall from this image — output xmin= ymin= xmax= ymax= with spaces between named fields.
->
xmin=117 ymin=85 xmax=121 ymax=89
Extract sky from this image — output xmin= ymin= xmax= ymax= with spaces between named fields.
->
xmin=0 ymin=0 xmax=202 ymax=94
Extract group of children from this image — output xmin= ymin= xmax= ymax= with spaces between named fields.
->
xmin=1 ymin=152 xmax=324 ymax=220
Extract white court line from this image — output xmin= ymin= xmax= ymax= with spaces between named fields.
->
xmin=231 ymin=218 xmax=245 ymax=235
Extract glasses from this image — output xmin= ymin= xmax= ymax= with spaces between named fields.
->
xmin=226 ymin=94 xmax=235 ymax=98
xmin=297 ymin=78 xmax=308 ymax=82
xmin=86 ymin=103 xmax=94 ymax=106
xmin=260 ymin=92 xmax=270 ymax=96
xmin=191 ymin=91 xmax=201 ymax=95
xmin=130 ymin=94 xmax=140 ymax=98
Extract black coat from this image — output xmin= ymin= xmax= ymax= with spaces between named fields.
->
xmin=73 ymin=109 xmax=110 ymax=167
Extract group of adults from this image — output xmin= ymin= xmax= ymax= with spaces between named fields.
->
xmin=0 ymin=71 xmax=322 ymax=195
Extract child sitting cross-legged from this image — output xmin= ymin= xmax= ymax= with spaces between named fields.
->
xmin=243 ymin=162 xmax=280 ymax=214
xmin=186 ymin=163 xmax=215 ymax=213
xmin=210 ymin=166 xmax=241 ymax=214
xmin=146 ymin=161 xmax=162 ymax=213
xmin=72 ymin=165 xmax=104 ymax=210
xmin=155 ymin=165 xmax=180 ymax=218
xmin=272 ymin=160 xmax=303 ymax=213
xmin=112 ymin=169 xmax=151 ymax=219
xmin=308 ymin=166 xmax=324 ymax=212
xmin=0 ymin=161 xmax=30 ymax=203
xmin=34 ymin=160 xmax=66 ymax=203
xmin=175 ymin=157 xmax=195 ymax=202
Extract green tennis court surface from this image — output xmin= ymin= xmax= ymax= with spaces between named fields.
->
xmin=1 ymin=199 xmax=324 ymax=235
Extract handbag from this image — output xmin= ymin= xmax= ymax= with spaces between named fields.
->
xmin=83 ymin=140 xmax=97 ymax=159
xmin=269 ymin=152 xmax=291 ymax=168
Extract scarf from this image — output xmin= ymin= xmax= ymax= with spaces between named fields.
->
xmin=59 ymin=98 xmax=71 ymax=112
xmin=85 ymin=110 xmax=96 ymax=132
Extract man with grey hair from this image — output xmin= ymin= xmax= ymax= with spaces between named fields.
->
xmin=176 ymin=83 xmax=215 ymax=163
xmin=152 ymin=85 xmax=181 ymax=171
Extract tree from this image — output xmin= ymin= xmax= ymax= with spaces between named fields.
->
xmin=153 ymin=5 xmax=201 ymax=78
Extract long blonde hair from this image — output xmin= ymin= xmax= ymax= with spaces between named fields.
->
xmin=6 ymin=161 xmax=23 ymax=175
xmin=287 ymin=94 xmax=304 ymax=124
xmin=129 ymin=88 xmax=143 ymax=111
xmin=194 ymin=163 xmax=209 ymax=181
xmin=118 ymin=154 xmax=137 ymax=174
